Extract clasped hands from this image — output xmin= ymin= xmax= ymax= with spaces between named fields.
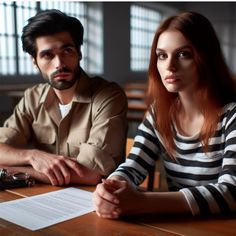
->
xmin=93 ymin=178 xmax=144 ymax=219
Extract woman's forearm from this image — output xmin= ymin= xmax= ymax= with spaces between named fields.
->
xmin=141 ymin=191 xmax=191 ymax=215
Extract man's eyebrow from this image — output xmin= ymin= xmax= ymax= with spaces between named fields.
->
xmin=61 ymin=43 xmax=76 ymax=49
xmin=38 ymin=43 xmax=76 ymax=57
xmin=39 ymin=49 xmax=52 ymax=57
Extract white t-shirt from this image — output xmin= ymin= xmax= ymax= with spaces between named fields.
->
xmin=58 ymin=102 xmax=72 ymax=119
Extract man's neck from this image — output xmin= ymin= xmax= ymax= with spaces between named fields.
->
xmin=53 ymin=80 xmax=78 ymax=105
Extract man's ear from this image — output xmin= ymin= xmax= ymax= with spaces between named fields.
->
xmin=32 ymin=57 xmax=38 ymax=69
xmin=79 ymin=51 xmax=82 ymax=61
xmin=78 ymin=47 xmax=82 ymax=61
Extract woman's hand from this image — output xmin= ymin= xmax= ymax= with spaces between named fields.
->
xmin=93 ymin=178 xmax=144 ymax=219
xmin=93 ymin=178 xmax=121 ymax=219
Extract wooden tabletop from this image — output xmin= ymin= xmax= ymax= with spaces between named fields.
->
xmin=1 ymin=184 xmax=175 ymax=236
xmin=1 ymin=183 xmax=236 ymax=236
xmin=136 ymin=213 xmax=236 ymax=236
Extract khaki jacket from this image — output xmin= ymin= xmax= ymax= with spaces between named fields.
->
xmin=0 ymin=70 xmax=128 ymax=175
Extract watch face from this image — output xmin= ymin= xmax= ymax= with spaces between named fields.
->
xmin=12 ymin=172 xmax=30 ymax=181
xmin=0 ymin=169 xmax=7 ymax=179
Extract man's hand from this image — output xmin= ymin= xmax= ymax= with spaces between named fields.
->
xmin=28 ymin=149 xmax=83 ymax=186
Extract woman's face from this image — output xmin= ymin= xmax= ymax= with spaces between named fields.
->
xmin=156 ymin=30 xmax=199 ymax=94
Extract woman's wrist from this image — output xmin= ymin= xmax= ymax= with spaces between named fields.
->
xmin=108 ymin=175 xmax=126 ymax=181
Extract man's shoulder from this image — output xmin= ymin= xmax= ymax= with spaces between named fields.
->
xmin=24 ymin=83 xmax=49 ymax=97
xmin=87 ymin=75 xmax=123 ymax=95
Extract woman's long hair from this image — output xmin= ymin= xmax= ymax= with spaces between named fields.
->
xmin=147 ymin=11 xmax=236 ymax=156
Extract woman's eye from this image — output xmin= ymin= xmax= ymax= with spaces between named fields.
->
xmin=178 ymin=51 xmax=192 ymax=59
xmin=157 ymin=53 xmax=167 ymax=60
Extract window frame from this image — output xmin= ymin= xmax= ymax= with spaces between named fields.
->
xmin=130 ymin=4 xmax=163 ymax=72
xmin=0 ymin=1 xmax=103 ymax=79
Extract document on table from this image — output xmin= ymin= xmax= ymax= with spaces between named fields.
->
xmin=0 ymin=187 xmax=94 ymax=231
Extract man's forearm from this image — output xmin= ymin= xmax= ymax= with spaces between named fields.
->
xmin=0 ymin=165 xmax=50 ymax=184
xmin=0 ymin=143 xmax=31 ymax=166
xmin=2 ymin=164 xmax=102 ymax=186
xmin=70 ymin=165 xmax=102 ymax=185
xmin=0 ymin=143 xmax=102 ymax=185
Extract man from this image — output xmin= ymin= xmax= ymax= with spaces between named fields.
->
xmin=0 ymin=9 xmax=127 ymax=186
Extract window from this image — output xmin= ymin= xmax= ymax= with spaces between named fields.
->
xmin=0 ymin=2 xmax=37 ymax=75
xmin=16 ymin=2 xmax=38 ymax=75
xmin=130 ymin=5 xmax=162 ymax=71
xmin=0 ymin=1 xmax=103 ymax=76
xmin=87 ymin=4 xmax=103 ymax=74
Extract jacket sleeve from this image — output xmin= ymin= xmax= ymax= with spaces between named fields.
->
xmin=0 ymin=91 xmax=33 ymax=148
xmin=109 ymin=111 xmax=161 ymax=186
xmin=76 ymin=83 xmax=128 ymax=176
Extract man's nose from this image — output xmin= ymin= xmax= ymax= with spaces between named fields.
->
xmin=54 ymin=55 xmax=65 ymax=69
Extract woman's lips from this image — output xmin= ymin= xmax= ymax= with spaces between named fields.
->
xmin=165 ymin=75 xmax=179 ymax=83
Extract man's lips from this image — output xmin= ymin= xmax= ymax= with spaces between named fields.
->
xmin=53 ymin=73 xmax=71 ymax=78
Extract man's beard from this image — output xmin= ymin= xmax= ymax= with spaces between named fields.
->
xmin=42 ymin=66 xmax=80 ymax=90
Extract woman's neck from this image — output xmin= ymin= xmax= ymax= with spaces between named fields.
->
xmin=175 ymin=93 xmax=204 ymax=137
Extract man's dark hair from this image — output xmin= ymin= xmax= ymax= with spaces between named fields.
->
xmin=21 ymin=9 xmax=84 ymax=58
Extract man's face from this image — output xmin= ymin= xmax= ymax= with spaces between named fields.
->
xmin=33 ymin=32 xmax=81 ymax=90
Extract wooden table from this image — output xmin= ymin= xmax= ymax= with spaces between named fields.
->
xmin=1 ymin=183 xmax=236 ymax=236
xmin=1 ymin=184 xmax=175 ymax=236
xmin=135 ymin=214 xmax=236 ymax=236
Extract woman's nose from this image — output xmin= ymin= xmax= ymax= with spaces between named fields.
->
xmin=167 ymin=57 xmax=177 ymax=72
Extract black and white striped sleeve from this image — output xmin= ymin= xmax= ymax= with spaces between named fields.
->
xmin=180 ymin=105 xmax=236 ymax=215
xmin=109 ymin=112 xmax=161 ymax=186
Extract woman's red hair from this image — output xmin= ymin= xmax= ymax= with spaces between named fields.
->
xmin=147 ymin=11 xmax=236 ymax=156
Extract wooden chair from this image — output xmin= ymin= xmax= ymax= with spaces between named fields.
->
xmin=126 ymin=138 xmax=159 ymax=191
xmin=126 ymin=138 xmax=135 ymax=156
xmin=124 ymin=81 xmax=147 ymax=122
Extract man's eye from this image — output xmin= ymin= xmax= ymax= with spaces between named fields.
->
xmin=64 ymin=47 xmax=75 ymax=54
xmin=157 ymin=53 xmax=167 ymax=60
xmin=41 ymin=52 xmax=53 ymax=59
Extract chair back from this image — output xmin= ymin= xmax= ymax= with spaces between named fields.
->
xmin=125 ymin=137 xmax=158 ymax=191
xmin=126 ymin=138 xmax=134 ymax=156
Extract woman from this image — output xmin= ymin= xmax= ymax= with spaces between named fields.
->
xmin=93 ymin=11 xmax=236 ymax=218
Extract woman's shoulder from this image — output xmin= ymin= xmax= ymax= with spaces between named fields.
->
xmin=222 ymin=102 xmax=236 ymax=115
xmin=220 ymin=102 xmax=236 ymax=127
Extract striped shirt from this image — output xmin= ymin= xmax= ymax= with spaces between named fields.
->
xmin=110 ymin=103 xmax=236 ymax=216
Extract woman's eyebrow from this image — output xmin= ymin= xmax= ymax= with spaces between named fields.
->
xmin=156 ymin=45 xmax=192 ymax=53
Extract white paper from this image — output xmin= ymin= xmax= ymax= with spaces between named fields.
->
xmin=0 ymin=187 xmax=94 ymax=231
